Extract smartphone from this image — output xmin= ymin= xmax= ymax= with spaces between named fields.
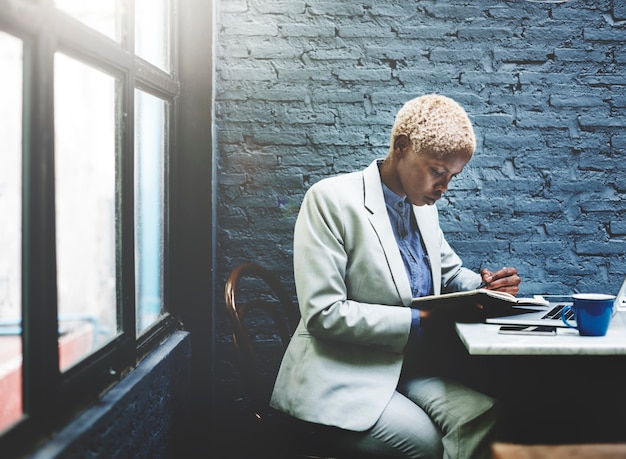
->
xmin=498 ymin=325 xmax=557 ymax=336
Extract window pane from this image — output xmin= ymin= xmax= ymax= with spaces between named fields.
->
xmin=0 ymin=32 xmax=23 ymax=433
xmin=135 ymin=0 xmax=170 ymax=71
xmin=55 ymin=54 xmax=117 ymax=371
xmin=55 ymin=0 xmax=122 ymax=42
xmin=135 ymin=90 xmax=166 ymax=335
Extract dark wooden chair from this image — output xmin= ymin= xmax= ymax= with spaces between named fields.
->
xmin=224 ymin=262 xmax=346 ymax=459
xmin=224 ymin=262 xmax=299 ymax=422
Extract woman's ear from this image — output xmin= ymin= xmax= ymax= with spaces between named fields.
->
xmin=393 ymin=133 xmax=410 ymax=157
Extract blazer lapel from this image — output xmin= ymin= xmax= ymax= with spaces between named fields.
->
xmin=362 ymin=161 xmax=413 ymax=305
xmin=412 ymin=205 xmax=442 ymax=295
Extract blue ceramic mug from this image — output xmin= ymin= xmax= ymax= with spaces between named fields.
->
xmin=561 ymin=293 xmax=615 ymax=336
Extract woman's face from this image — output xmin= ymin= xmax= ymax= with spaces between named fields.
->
xmin=396 ymin=145 xmax=471 ymax=207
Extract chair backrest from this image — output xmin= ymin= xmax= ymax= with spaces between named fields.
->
xmin=224 ymin=262 xmax=299 ymax=420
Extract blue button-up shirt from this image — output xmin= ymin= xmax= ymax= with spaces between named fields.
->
xmin=382 ymin=182 xmax=433 ymax=329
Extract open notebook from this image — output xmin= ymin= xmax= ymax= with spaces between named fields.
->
xmin=411 ymin=289 xmax=549 ymax=322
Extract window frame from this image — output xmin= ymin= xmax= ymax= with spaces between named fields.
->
xmin=0 ymin=0 xmax=186 ymax=452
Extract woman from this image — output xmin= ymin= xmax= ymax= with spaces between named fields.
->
xmin=271 ymin=94 xmax=520 ymax=458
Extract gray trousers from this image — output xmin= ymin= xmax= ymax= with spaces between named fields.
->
xmin=333 ymin=377 xmax=499 ymax=459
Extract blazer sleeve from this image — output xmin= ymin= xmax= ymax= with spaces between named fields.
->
xmin=293 ymin=179 xmax=411 ymax=354
xmin=439 ymin=228 xmax=482 ymax=293
xmin=414 ymin=203 xmax=481 ymax=294
xmin=433 ymin=206 xmax=482 ymax=293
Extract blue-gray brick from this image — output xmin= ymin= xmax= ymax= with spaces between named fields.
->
xmin=214 ymin=0 xmax=626 ymax=417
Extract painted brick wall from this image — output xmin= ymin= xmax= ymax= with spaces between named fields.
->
xmin=213 ymin=0 xmax=626 ymax=436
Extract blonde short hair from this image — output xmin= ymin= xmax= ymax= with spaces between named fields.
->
xmin=389 ymin=94 xmax=476 ymax=159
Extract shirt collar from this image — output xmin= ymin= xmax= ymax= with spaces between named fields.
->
xmin=381 ymin=181 xmax=409 ymax=213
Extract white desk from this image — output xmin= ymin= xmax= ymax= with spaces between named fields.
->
xmin=455 ymin=311 xmax=626 ymax=355
xmin=455 ymin=311 xmax=626 ymax=444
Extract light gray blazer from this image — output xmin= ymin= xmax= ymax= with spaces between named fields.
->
xmin=270 ymin=160 xmax=481 ymax=431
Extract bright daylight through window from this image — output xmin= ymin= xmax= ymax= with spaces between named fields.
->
xmin=135 ymin=89 xmax=167 ymax=335
xmin=0 ymin=0 xmax=175 ymax=442
xmin=0 ymin=31 xmax=23 ymax=434
xmin=54 ymin=52 xmax=118 ymax=371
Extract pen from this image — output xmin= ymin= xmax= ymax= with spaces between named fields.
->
xmin=479 ymin=267 xmax=493 ymax=289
